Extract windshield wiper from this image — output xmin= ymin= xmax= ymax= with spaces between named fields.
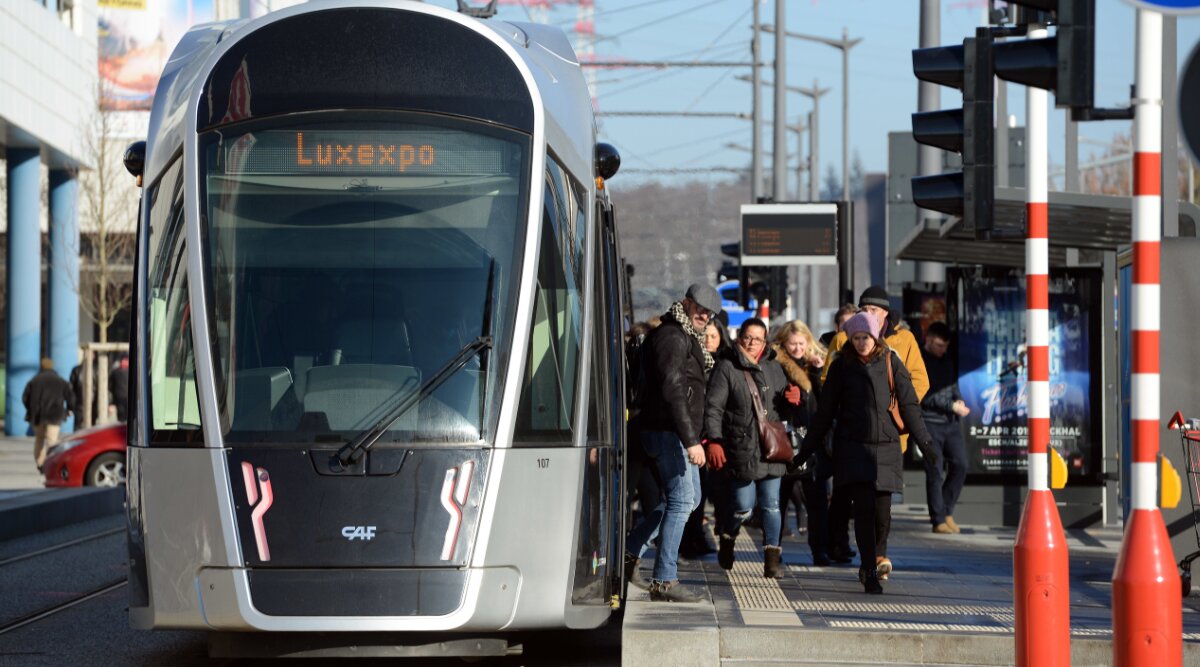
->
xmin=336 ymin=335 xmax=493 ymax=467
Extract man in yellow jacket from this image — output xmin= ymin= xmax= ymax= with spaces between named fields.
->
xmin=820 ymin=286 xmax=930 ymax=577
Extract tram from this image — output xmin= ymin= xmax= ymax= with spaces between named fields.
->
xmin=122 ymin=0 xmax=628 ymax=655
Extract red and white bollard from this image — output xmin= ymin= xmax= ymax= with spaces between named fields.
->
xmin=1112 ymin=9 xmax=1182 ymax=666
xmin=1012 ymin=24 xmax=1070 ymax=666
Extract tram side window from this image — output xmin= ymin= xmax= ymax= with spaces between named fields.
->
xmin=147 ymin=200 xmax=203 ymax=444
xmin=514 ymin=159 xmax=585 ymax=445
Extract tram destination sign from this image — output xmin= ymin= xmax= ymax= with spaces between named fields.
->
xmin=740 ymin=203 xmax=838 ymax=266
xmin=224 ymin=129 xmax=516 ymax=176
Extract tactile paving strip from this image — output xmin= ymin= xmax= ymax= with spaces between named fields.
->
xmin=725 ymin=530 xmax=793 ymax=611
xmin=791 ymin=600 xmax=1011 ymax=615
xmin=830 ymin=620 xmax=1009 ymax=633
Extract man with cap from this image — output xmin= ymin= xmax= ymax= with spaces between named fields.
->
xmin=624 ymin=282 xmax=721 ymax=602
xmin=820 ymin=286 xmax=929 ymax=575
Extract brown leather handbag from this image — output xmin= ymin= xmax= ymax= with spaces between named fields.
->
xmin=884 ymin=352 xmax=910 ymax=436
xmin=742 ymin=371 xmax=794 ymax=463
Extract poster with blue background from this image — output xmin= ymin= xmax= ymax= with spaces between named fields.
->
xmin=949 ymin=268 xmax=1100 ymax=478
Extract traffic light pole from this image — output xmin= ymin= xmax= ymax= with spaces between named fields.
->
xmin=1011 ymin=25 xmax=1070 ymax=667
xmin=1112 ymin=9 xmax=1182 ymax=665
xmin=915 ymin=0 xmax=944 ymax=283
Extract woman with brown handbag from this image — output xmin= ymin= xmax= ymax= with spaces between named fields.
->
xmin=703 ymin=318 xmax=796 ymax=578
xmin=794 ymin=313 xmax=932 ymax=594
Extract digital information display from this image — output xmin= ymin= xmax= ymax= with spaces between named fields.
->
xmin=224 ymin=130 xmax=515 ymax=176
xmin=740 ymin=203 xmax=838 ymax=266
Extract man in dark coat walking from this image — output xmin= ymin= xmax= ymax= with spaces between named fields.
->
xmin=23 ymin=358 xmax=75 ymax=470
xmin=919 ymin=322 xmax=970 ymax=534
xmin=625 ymin=283 xmax=721 ymax=602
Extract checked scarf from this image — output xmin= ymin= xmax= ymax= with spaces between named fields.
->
xmin=667 ymin=301 xmax=715 ymax=373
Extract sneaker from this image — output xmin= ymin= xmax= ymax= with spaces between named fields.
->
xmin=876 ymin=556 xmax=892 ymax=581
xmin=648 ymin=580 xmax=705 ymax=603
xmin=932 ymin=522 xmax=954 ymax=534
xmin=623 ymin=552 xmax=650 ymax=591
xmin=812 ymin=552 xmax=832 ymax=567
xmin=945 ymin=516 xmax=961 ymax=533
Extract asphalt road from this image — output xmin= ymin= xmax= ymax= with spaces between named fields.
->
xmin=0 ymin=515 xmax=621 ymax=666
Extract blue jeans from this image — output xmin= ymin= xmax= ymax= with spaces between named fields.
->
xmin=721 ymin=475 xmax=782 ymax=547
xmin=625 ymin=430 xmax=701 ymax=582
xmin=923 ymin=420 xmax=968 ymax=526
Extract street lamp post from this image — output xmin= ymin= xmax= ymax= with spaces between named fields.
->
xmin=737 ymin=75 xmax=829 ymax=201
xmin=762 ymin=25 xmax=861 ymax=201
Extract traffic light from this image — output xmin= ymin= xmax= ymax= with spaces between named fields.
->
xmin=910 ymin=33 xmax=995 ymax=238
xmin=993 ymin=0 xmax=1095 ymax=114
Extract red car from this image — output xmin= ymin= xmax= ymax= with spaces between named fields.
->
xmin=42 ymin=423 xmax=128 ymax=488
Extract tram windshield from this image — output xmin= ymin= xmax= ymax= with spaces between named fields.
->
xmin=199 ymin=113 xmax=530 ymax=446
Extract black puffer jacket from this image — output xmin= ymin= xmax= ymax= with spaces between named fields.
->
xmin=636 ymin=316 xmax=707 ymax=446
xmin=704 ymin=347 xmax=795 ymax=482
xmin=798 ymin=344 xmax=931 ymax=493
xmin=22 ymin=370 xmax=74 ymax=426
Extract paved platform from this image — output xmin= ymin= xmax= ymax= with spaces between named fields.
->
xmin=0 ymin=434 xmax=124 ymax=540
xmin=623 ymin=505 xmax=1200 ymax=666
xmin=0 ymin=434 xmax=45 ymax=490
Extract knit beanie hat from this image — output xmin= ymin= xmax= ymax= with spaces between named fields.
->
xmin=858 ymin=285 xmax=891 ymax=312
xmin=841 ymin=312 xmax=880 ymax=339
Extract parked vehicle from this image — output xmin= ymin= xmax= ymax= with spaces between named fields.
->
xmin=41 ymin=423 xmax=127 ymax=488
xmin=718 ymin=279 xmax=766 ymax=331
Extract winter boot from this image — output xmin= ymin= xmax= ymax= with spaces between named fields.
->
xmin=859 ymin=565 xmax=883 ymax=594
xmin=648 ymin=580 xmax=705 ymax=603
xmin=623 ymin=552 xmax=650 ymax=591
xmin=718 ymin=534 xmax=736 ymax=570
xmin=763 ymin=546 xmax=784 ymax=578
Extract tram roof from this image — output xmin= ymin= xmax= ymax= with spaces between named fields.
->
xmin=897 ymin=189 xmax=1200 ymax=268
xmin=142 ymin=1 xmax=595 ymax=187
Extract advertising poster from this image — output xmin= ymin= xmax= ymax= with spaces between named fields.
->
xmin=902 ymin=286 xmax=947 ymax=342
xmin=950 ymin=268 xmax=1100 ymax=478
xmin=98 ymin=0 xmax=214 ymax=110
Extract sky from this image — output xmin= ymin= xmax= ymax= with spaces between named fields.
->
xmin=423 ymin=0 xmax=1200 ymax=190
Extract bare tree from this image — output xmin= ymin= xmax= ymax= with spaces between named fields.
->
xmin=67 ymin=87 xmax=138 ymax=344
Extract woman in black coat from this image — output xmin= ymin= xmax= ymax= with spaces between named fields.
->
xmin=704 ymin=318 xmax=795 ymax=578
xmin=796 ymin=313 xmax=932 ymax=594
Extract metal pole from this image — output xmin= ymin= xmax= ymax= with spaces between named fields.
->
xmin=810 ymin=82 xmax=821 ymax=201
xmin=1066 ymin=115 xmax=1079 ymax=192
xmin=795 ymin=123 xmax=805 ymax=199
xmin=915 ymin=0 xmax=944 ymax=283
xmin=772 ymin=0 xmax=787 ymax=322
xmin=1013 ymin=25 xmax=1072 ymax=666
xmin=752 ymin=0 xmax=763 ymax=201
xmin=1112 ymin=10 xmax=1182 ymax=665
xmin=997 ymin=79 xmax=1009 ymax=188
xmin=1162 ymin=15 xmax=1179 ymax=238
xmin=841 ymin=26 xmax=850 ymax=202
xmin=808 ymin=110 xmax=818 ymax=201
xmin=773 ymin=0 xmax=787 ymax=202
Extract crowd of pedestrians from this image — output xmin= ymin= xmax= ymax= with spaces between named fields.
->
xmin=625 ymin=282 xmax=969 ymax=598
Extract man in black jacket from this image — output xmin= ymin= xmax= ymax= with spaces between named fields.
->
xmin=919 ymin=322 xmax=970 ymax=534
xmin=625 ymin=283 xmax=721 ymax=603
xmin=23 ymin=358 xmax=75 ymax=471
